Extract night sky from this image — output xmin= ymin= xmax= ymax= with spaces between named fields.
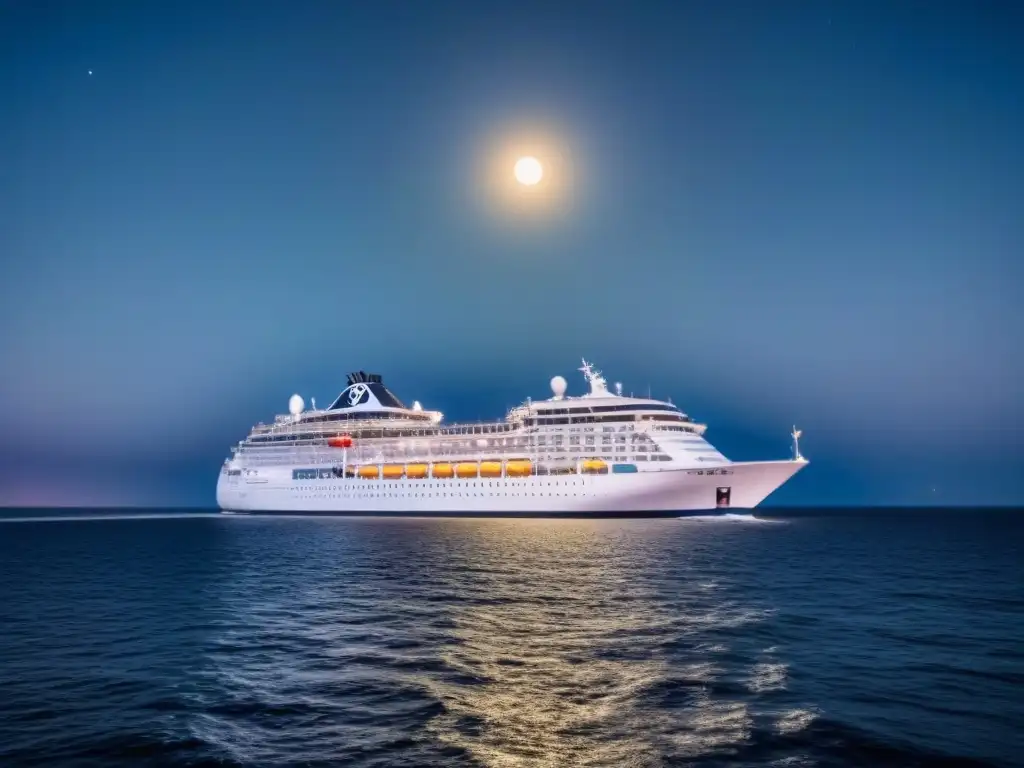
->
xmin=2 ymin=1 xmax=1021 ymax=507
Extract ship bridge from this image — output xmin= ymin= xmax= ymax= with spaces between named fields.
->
xmin=507 ymin=359 xmax=700 ymax=428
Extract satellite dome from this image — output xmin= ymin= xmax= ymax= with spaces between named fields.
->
xmin=288 ymin=394 xmax=305 ymax=415
xmin=550 ymin=375 xmax=567 ymax=399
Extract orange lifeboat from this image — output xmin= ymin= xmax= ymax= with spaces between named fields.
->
xmin=328 ymin=435 xmax=354 ymax=449
xmin=455 ymin=462 xmax=479 ymax=478
xmin=406 ymin=464 xmax=428 ymax=479
xmin=582 ymin=459 xmax=608 ymax=474
xmin=357 ymin=465 xmax=379 ymax=479
xmin=479 ymin=461 xmax=502 ymax=478
xmin=431 ymin=463 xmax=454 ymax=479
xmin=382 ymin=464 xmax=404 ymax=479
xmin=505 ymin=460 xmax=532 ymax=477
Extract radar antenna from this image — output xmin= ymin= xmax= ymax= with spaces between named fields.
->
xmin=311 ymin=397 xmax=316 ymax=411
xmin=579 ymin=358 xmax=609 ymax=396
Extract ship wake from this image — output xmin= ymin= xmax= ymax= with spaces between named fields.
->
xmin=679 ymin=513 xmax=785 ymax=524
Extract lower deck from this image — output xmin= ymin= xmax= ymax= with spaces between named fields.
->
xmin=217 ymin=460 xmax=806 ymax=515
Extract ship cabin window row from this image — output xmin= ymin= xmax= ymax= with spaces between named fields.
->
xmin=250 ymin=422 xmax=521 ymax=444
xmin=299 ymin=410 xmax=433 ymax=425
xmin=535 ymin=403 xmax=684 ymax=417
xmin=250 ymin=418 xmax=693 ymax=446
xmin=525 ymin=412 xmax=690 ymax=427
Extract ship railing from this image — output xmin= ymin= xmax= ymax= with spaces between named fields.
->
xmin=250 ymin=414 xmax=516 ymax=431
xmin=248 ymin=419 xmax=520 ymax=439
xmin=248 ymin=415 xmax=671 ymax=439
xmin=249 ymin=418 xmax=514 ymax=434
xmin=239 ymin=430 xmax=641 ymax=453
xmin=239 ymin=445 xmax=634 ymax=463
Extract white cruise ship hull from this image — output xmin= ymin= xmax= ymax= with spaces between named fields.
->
xmin=217 ymin=459 xmax=807 ymax=517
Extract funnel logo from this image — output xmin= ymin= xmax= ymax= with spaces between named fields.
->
xmin=345 ymin=383 xmax=370 ymax=407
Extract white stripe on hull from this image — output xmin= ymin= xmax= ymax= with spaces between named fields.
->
xmin=217 ymin=460 xmax=807 ymax=515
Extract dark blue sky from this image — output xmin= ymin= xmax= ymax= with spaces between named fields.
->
xmin=2 ymin=0 xmax=1021 ymax=507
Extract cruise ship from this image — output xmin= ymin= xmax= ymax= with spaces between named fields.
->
xmin=216 ymin=360 xmax=808 ymax=516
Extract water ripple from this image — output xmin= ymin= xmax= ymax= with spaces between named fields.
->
xmin=0 ymin=511 xmax=1021 ymax=767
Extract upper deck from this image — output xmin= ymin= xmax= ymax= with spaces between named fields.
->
xmin=242 ymin=360 xmax=704 ymax=447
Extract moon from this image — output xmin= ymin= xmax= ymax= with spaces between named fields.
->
xmin=514 ymin=156 xmax=543 ymax=186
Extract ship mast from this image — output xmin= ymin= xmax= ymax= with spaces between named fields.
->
xmin=579 ymin=358 xmax=609 ymax=396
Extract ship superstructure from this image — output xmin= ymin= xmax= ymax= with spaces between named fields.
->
xmin=216 ymin=360 xmax=808 ymax=515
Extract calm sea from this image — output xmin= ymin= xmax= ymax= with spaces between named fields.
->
xmin=0 ymin=509 xmax=1021 ymax=767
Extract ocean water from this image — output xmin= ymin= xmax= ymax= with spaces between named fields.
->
xmin=0 ymin=509 xmax=1021 ymax=767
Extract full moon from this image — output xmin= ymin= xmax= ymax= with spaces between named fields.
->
xmin=514 ymin=156 xmax=543 ymax=186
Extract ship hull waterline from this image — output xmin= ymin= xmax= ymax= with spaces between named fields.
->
xmin=217 ymin=459 xmax=807 ymax=517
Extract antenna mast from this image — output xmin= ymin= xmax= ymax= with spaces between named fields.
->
xmin=791 ymin=426 xmax=804 ymax=461
xmin=579 ymin=358 xmax=608 ymax=396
